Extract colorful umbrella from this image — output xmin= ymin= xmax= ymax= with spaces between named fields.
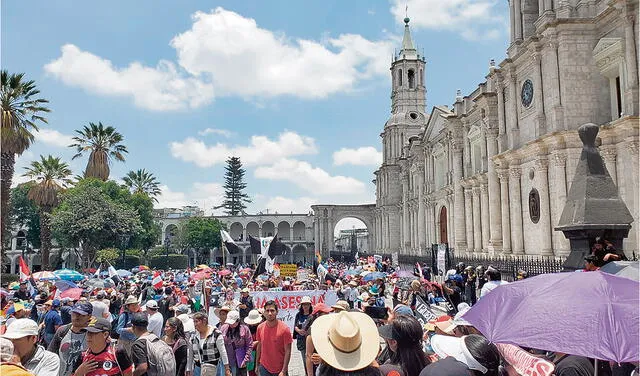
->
xmin=218 ymin=269 xmax=232 ymax=276
xmin=463 ymin=271 xmax=640 ymax=363
xmin=190 ymin=271 xmax=211 ymax=280
xmin=599 ymin=261 xmax=639 ymax=281
xmin=33 ymin=271 xmax=59 ymax=281
xmin=116 ymin=269 xmax=133 ymax=278
xmin=85 ymin=278 xmax=115 ymax=289
xmin=60 ymin=288 xmax=83 ymax=300
xmin=54 ymin=279 xmax=78 ymax=292
xmin=54 ymin=269 xmax=85 ymax=281
xmin=138 ymin=265 xmax=150 ymax=271
xmin=362 ymin=271 xmax=386 ymax=282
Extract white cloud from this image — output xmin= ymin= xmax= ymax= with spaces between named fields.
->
xmin=333 ymin=146 xmax=382 ymax=166
xmin=170 ymin=8 xmax=394 ymax=99
xmin=254 ymin=158 xmax=366 ymax=195
xmin=170 ymin=131 xmax=317 ymax=168
xmin=261 ymin=196 xmax=317 ymax=214
xmin=33 ymin=128 xmax=74 ymax=148
xmin=155 ymin=182 xmax=226 ymax=215
xmin=10 ymin=174 xmax=32 ymax=188
xmin=334 ymin=217 xmax=368 ymax=237
xmin=44 ymin=44 xmax=215 ymax=111
xmin=390 ymin=0 xmax=505 ymax=41
xmin=198 ymin=128 xmax=235 ymax=138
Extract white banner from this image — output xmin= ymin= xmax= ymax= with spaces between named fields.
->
xmin=252 ymin=290 xmax=338 ymax=330
xmin=437 ymin=243 xmax=447 ymax=275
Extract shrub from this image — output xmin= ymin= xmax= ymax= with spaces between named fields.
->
xmin=115 ymin=255 xmax=141 ymax=270
xmin=149 ymin=254 xmax=188 ymax=270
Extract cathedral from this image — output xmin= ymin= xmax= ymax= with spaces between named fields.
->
xmin=373 ymin=0 xmax=639 ymax=257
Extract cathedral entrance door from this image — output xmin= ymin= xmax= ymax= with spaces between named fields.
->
xmin=439 ymin=206 xmax=448 ymax=244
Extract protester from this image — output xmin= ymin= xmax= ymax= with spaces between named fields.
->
xmin=192 ymin=311 xmax=231 ymax=376
xmin=220 ymin=310 xmax=253 ymax=376
xmin=243 ymin=310 xmax=262 ymax=376
xmin=13 ymin=283 xmax=30 ymax=302
xmin=552 ymin=352 xmax=595 ymax=376
xmin=238 ymin=289 xmax=254 ymax=321
xmin=304 ymin=303 xmax=333 ymax=376
xmin=1 ymin=318 xmax=60 ymax=375
xmin=116 ymin=295 xmax=140 ymax=355
xmin=70 ymin=317 xmax=133 ymax=376
xmin=162 ymin=317 xmax=193 ymax=376
xmin=256 ymin=300 xmax=293 ymax=376
xmin=48 ymin=301 xmax=93 ymax=376
xmin=0 ymin=337 xmax=32 ymax=376
xmin=377 ymin=315 xmax=430 ymax=376
xmin=131 ymin=312 xmax=176 ymax=376
xmin=42 ymin=299 xmax=63 ymax=346
xmin=430 ymin=334 xmax=501 ymax=376
xmin=60 ymin=298 xmax=73 ymax=325
xmin=158 ymin=287 xmax=177 ymax=325
xmin=479 ymin=267 xmax=508 ymax=298
xmin=91 ymin=291 xmax=111 ymax=322
xmin=145 ymin=300 xmax=163 ymax=338
xmin=293 ymin=296 xmax=312 ymax=374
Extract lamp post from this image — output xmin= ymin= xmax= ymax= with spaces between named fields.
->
xmin=118 ymin=234 xmax=131 ymax=268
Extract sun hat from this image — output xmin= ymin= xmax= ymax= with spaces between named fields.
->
xmin=241 ymin=288 xmax=250 ymax=293
xmin=175 ymin=304 xmax=190 ymax=314
xmin=244 ymin=309 xmax=263 ymax=325
xmin=85 ymin=317 xmax=111 ymax=333
xmin=430 ymin=335 xmax=488 ymax=374
xmin=1 ymin=319 xmax=39 ymax=339
xmin=349 ymin=280 xmax=358 ymax=287
xmin=225 ymin=310 xmax=240 ymax=325
xmin=124 ymin=295 xmax=139 ymax=305
xmin=300 ymin=296 xmax=312 ymax=305
xmin=71 ymin=301 xmax=94 ymax=316
xmin=215 ymin=305 xmax=232 ymax=318
xmin=145 ymin=300 xmax=159 ymax=310
xmin=411 ymin=280 xmax=422 ymax=290
xmin=0 ymin=337 xmax=14 ymax=362
xmin=331 ymin=300 xmax=350 ymax=312
xmin=312 ymin=303 xmax=332 ymax=315
xmin=311 ymin=311 xmax=379 ymax=371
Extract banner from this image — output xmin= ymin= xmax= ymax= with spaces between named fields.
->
xmin=391 ymin=252 xmax=398 ymax=267
xmin=496 ymin=343 xmax=554 ymax=376
xmin=413 ymin=296 xmax=439 ymax=326
xmin=279 ymin=264 xmax=297 ymax=277
xmin=251 ymin=290 xmax=338 ymax=330
xmin=437 ymin=244 xmax=447 ymax=275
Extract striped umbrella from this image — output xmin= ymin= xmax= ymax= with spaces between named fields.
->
xmin=32 ymin=271 xmax=59 ymax=281
xmin=54 ymin=269 xmax=85 ymax=281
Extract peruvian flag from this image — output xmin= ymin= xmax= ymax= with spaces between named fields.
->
xmin=152 ymin=271 xmax=163 ymax=290
xmin=18 ymin=256 xmax=36 ymax=297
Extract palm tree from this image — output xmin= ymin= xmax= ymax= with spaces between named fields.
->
xmin=23 ymin=155 xmax=72 ymax=270
xmin=122 ymin=169 xmax=162 ymax=201
xmin=69 ymin=122 xmax=127 ymax=181
xmin=1 ymin=70 xmax=50 ymax=254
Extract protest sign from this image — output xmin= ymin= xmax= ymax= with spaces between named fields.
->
xmin=392 ymin=252 xmax=399 ymax=267
xmin=437 ymin=244 xmax=447 ymax=275
xmin=279 ymin=264 xmax=298 ymax=277
xmin=496 ymin=343 xmax=554 ymax=376
xmin=414 ymin=296 xmax=439 ymax=326
xmin=251 ymin=290 xmax=338 ymax=329
xmin=296 ymin=269 xmax=309 ymax=281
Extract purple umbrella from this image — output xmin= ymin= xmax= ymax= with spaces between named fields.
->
xmin=463 ymin=271 xmax=639 ymax=363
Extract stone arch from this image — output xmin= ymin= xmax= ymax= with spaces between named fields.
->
xmin=15 ymin=230 xmax=27 ymax=249
xmin=311 ymin=204 xmax=376 ymax=256
xmin=229 ymin=222 xmax=244 ymax=241
xmin=164 ymin=224 xmax=178 ymax=246
xmin=292 ymin=221 xmax=306 ymax=240
xmin=262 ymin=221 xmax=275 ymax=237
xmin=246 ymin=222 xmax=259 ymax=237
xmin=408 ymin=69 xmax=415 ymax=89
xmin=292 ymin=244 xmax=308 ymax=264
xmin=277 ymin=221 xmax=291 ymax=240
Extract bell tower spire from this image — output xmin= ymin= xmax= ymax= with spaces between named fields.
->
xmin=400 ymin=17 xmax=417 ymax=59
xmin=389 ymin=16 xmax=426 ymax=115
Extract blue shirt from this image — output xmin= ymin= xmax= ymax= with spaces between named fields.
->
xmin=60 ymin=305 xmax=72 ymax=325
xmin=43 ymin=309 xmax=62 ymax=334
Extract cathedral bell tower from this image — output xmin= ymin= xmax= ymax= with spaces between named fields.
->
xmin=375 ymin=17 xmax=426 ymax=253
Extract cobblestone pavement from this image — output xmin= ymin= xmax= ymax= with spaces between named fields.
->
xmin=287 ymin=350 xmax=306 ymax=376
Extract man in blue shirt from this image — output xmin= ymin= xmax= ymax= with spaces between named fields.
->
xmin=42 ymin=299 xmax=62 ymax=346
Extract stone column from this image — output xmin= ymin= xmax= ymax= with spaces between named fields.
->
xmin=544 ymin=0 xmax=552 ymax=12
xmin=546 ymin=38 xmax=565 ymax=131
xmin=536 ymin=158 xmax=553 ymax=255
xmin=550 ymin=152 xmax=570 ymax=254
xmin=498 ymin=170 xmax=512 ymax=253
xmin=472 ymin=186 xmax=482 ymax=252
xmin=496 ymin=77 xmax=507 ymax=151
xmin=509 ymin=167 xmax=525 ymax=254
xmin=514 ymin=0 xmax=523 ymax=41
xmin=601 ymin=146 xmax=618 ymax=186
xmin=509 ymin=0 xmax=516 ymax=43
xmin=452 ymin=141 xmax=467 ymax=251
xmin=507 ymin=69 xmax=520 ymax=148
xmin=242 ymin=227 xmax=247 ymax=242
xmin=486 ymin=129 xmax=503 ymax=250
xmin=402 ymin=179 xmax=410 ymax=250
xmin=464 ymin=188 xmax=474 ymax=253
xmin=624 ymin=14 xmax=639 ymax=115
xmin=417 ymin=168 xmax=426 ymax=250
xmin=481 ymin=183 xmax=490 ymax=251
xmin=531 ymin=48 xmax=547 ymax=136
xmin=626 ymin=141 xmax=640 ymax=254
xmin=289 ymin=227 xmax=294 ymax=242
xmin=538 ymin=0 xmax=544 ymax=15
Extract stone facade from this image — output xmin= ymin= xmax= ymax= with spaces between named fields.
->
xmin=377 ymin=0 xmax=639 ymax=257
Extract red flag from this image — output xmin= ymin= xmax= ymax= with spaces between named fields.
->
xmin=152 ymin=271 xmax=163 ymax=290
xmin=19 ymin=256 xmax=31 ymax=282
xmin=416 ymin=262 xmax=423 ymax=278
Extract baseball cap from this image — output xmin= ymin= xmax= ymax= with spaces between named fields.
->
xmin=131 ymin=312 xmax=149 ymax=327
xmin=312 ymin=303 xmax=332 ymax=315
xmin=225 ymin=310 xmax=240 ymax=325
xmin=1 ymin=319 xmax=39 ymax=339
xmin=85 ymin=317 xmax=111 ymax=333
xmin=378 ymin=324 xmax=400 ymax=340
xmin=393 ymin=304 xmax=414 ymax=317
xmin=145 ymin=300 xmax=159 ymax=310
xmin=71 ymin=301 xmax=94 ymax=316
xmin=175 ymin=304 xmax=190 ymax=314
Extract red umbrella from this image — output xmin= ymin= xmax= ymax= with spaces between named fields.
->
xmin=60 ymin=288 xmax=83 ymax=300
xmin=190 ymin=271 xmax=211 ymax=280
xmin=218 ymin=269 xmax=232 ymax=276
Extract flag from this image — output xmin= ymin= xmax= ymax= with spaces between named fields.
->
xmin=221 ymin=230 xmax=242 ymax=254
xmin=416 ymin=262 xmax=424 ymax=278
xmin=266 ymin=233 xmax=287 ymax=258
xmin=18 ymin=256 xmax=36 ymax=297
xmin=315 ymin=250 xmax=322 ymax=264
xmin=249 ymin=235 xmax=278 ymax=278
xmin=252 ymin=258 xmax=267 ymax=279
xmin=152 ymin=271 xmax=163 ymax=290
xmin=94 ymin=268 xmax=101 ymax=278
xmin=248 ymin=235 xmax=265 ymax=255
xmin=108 ymin=264 xmax=123 ymax=285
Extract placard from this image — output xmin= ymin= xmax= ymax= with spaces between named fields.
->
xmin=414 ymin=296 xmax=438 ymax=326
xmin=279 ymin=264 xmax=298 ymax=277
xmin=495 ymin=343 xmax=554 ymax=376
xmin=437 ymin=243 xmax=447 ymax=275
xmin=296 ymin=269 xmax=309 ymax=281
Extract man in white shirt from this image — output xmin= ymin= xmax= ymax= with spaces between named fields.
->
xmin=90 ymin=291 xmax=111 ymax=323
xmin=479 ymin=266 xmax=509 ymax=298
xmin=145 ymin=300 xmax=164 ymax=337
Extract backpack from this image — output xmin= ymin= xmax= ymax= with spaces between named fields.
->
xmin=110 ymin=311 xmax=128 ymax=339
xmin=141 ymin=332 xmax=176 ymax=376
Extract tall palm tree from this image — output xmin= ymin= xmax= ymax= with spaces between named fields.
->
xmin=23 ymin=155 xmax=72 ymax=270
xmin=69 ymin=122 xmax=127 ymax=181
xmin=122 ymin=168 xmax=162 ymax=201
xmin=1 ymin=70 xmax=50 ymax=254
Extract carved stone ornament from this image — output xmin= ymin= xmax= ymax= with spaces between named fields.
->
xmin=528 ymin=188 xmax=540 ymax=224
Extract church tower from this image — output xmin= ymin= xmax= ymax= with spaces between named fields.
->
xmin=374 ymin=17 xmax=426 ymax=253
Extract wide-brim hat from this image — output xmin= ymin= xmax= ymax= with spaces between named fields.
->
xmin=311 ymin=311 xmax=379 ymax=372
xmin=124 ymin=295 xmax=139 ymax=305
xmin=244 ymin=309 xmax=263 ymax=325
xmin=431 ymin=335 xmax=488 ymax=374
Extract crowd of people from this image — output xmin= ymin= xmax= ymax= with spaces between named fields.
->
xmin=0 ymin=241 xmax=636 ymax=376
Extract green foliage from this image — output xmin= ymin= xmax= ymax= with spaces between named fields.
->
xmin=147 ymin=246 xmax=168 ymax=258
xmin=183 ymin=217 xmax=225 ymax=251
xmin=70 ymin=122 xmax=128 ymax=181
xmin=96 ymin=248 xmax=120 ymax=264
xmin=127 ymin=193 xmax=160 ymax=251
xmin=223 ymin=156 xmax=251 ymax=215
xmin=125 ymin=248 xmax=142 ymax=257
xmin=122 ymin=169 xmax=161 ymax=201
xmin=149 ymin=254 xmax=188 ymax=270
xmin=3 ymin=274 xmax=19 ymax=284
xmin=116 ymin=255 xmax=141 ymax=270
xmin=10 ymin=183 xmax=41 ymax=249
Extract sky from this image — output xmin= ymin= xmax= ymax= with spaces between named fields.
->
xmin=3 ymin=0 xmax=509 ymax=235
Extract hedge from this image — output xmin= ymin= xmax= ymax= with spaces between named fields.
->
xmin=2 ymin=274 xmax=19 ymax=285
xmin=149 ymin=254 xmax=188 ymax=270
xmin=115 ymin=255 xmax=141 ymax=270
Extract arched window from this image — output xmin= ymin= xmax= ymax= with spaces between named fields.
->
xmin=408 ymin=69 xmax=415 ymax=89
xmin=398 ymin=69 xmax=403 ymax=87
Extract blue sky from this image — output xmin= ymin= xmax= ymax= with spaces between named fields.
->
xmin=3 ymin=0 xmax=509 ymax=233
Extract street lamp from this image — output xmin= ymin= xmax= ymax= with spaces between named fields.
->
xmin=118 ymin=234 xmax=131 ymax=268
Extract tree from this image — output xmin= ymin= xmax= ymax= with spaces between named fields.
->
xmin=95 ymin=248 xmax=119 ymax=265
xmin=182 ymin=217 xmax=225 ymax=264
xmin=22 ymin=155 xmax=73 ymax=269
xmin=223 ymin=156 xmax=251 ymax=215
xmin=1 ymin=70 xmax=50 ymax=253
xmin=69 ymin=122 xmax=127 ymax=181
xmin=9 ymin=182 xmax=41 ymax=250
xmin=51 ymin=184 xmax=142 ymax=267
xmin=122 ymin=169 xmax=161 ymax=201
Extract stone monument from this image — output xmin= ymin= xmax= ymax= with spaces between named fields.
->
xmin=556 ymin=123 xmax=634 ymax=271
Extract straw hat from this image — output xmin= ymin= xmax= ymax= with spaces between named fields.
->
xmin=244 ymin=309 xmax=263 ymax=325
xmin=311 ymin=311 xmax=379 ymax=372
